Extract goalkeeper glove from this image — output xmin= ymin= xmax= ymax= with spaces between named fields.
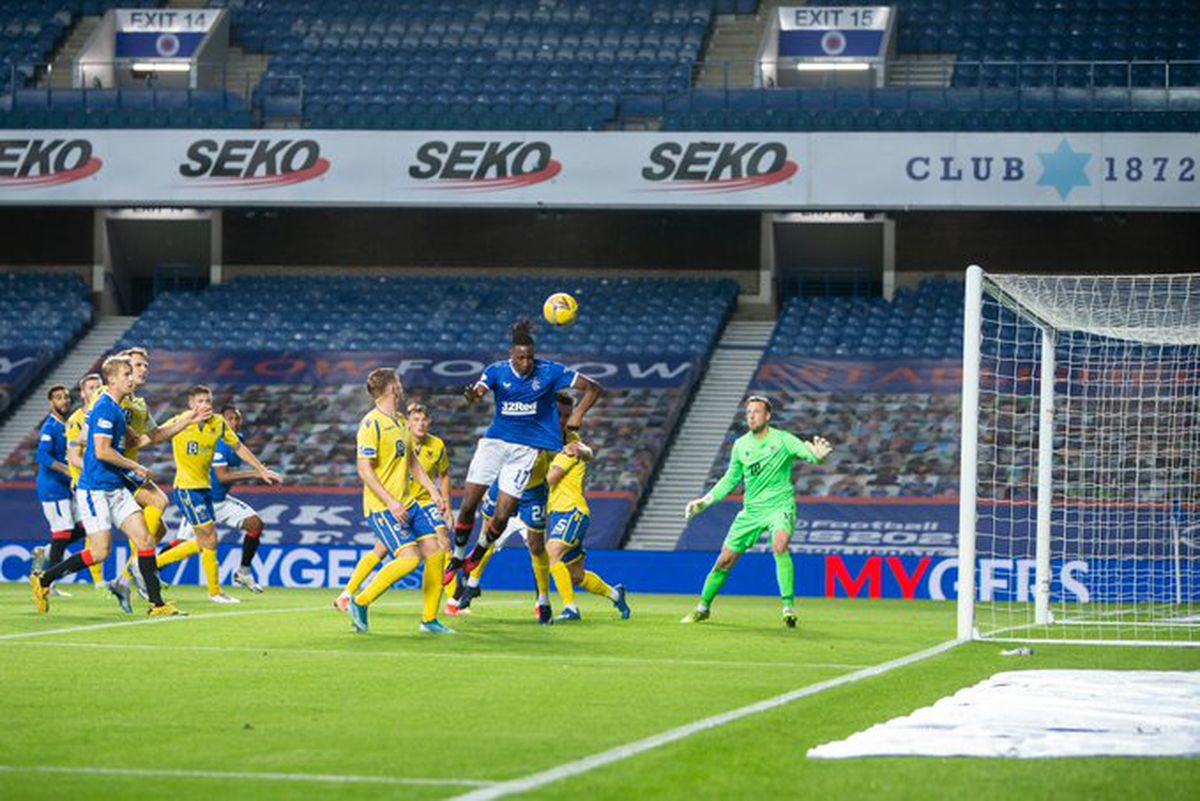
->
xmin=684 ymin=494 xmax=714 ymax=522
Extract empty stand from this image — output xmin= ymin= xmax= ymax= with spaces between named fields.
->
xmin=116 ymin=275 xmax=737 ymax=356
xmin=0 ymin=275 xmax=737 ymax=546
xmin=213 ymin=0 xmax=731 ymax=130
xmin=700 ymin=278 xmax=965 ymax=503
xmin=0 ymin=272 xmax=93 ymax=418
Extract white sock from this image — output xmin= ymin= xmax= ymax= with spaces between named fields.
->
xmin=467 ymin=575 xmax=480 ymax=589
xmin=537 ymin=593 xmax=549 ymax=605
xmin=697 ymin=602 xmax=709 ymax=613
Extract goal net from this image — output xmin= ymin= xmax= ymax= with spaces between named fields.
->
xmin=958 ymin=267 xmax=1200 ymax=646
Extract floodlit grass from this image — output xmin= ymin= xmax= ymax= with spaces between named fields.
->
xmin=0 ymin=584 xmax=1195 ymax=800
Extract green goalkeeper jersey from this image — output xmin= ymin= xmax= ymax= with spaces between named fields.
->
xmin=709 ymin=428 xmax=820 ymax=513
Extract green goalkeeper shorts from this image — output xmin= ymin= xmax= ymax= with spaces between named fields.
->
xmin=722 ymin=506 xmax=797 ymax=553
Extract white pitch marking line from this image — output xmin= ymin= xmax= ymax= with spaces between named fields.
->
xmin=0 ymin=639 xmax=868 ymax=671
xmin=0 ymin=764 xmax=493 ymax=788
xmin=448 ymin=639 xmax=963 ymax=801
xmin=0 ymin=599 xmax=525 ymax=642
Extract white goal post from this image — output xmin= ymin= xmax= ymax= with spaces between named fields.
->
xmin=958 ymin=265 xmax=1199 ymax=646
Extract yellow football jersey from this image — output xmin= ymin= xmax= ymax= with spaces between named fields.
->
xmin=121 ymin=395 xmax=155 ymax=461
xmin=170 ymin=414 xmax=240 ymax=490
xmin=65 ymin=406 xmax=88 ymax=488
xmin=356 ymin=407 xmax=413 ymax=516
xmin=83 ymin=390 xmax=154 ymax=459
xmin=408 ymin=434 xmax=449 ymax=506
xmin=548 ymin=432 xmax=589 ymax=515
xmin=527 ymin=450 xmax=554 ymax=490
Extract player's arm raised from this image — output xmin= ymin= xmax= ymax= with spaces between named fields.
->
xmin=783 ymin=431 xmax=832 ymax=463
xmin=463 ymin=367 xmax=494 ymax=404
xmin=565 ymin=374 xmax=602 ymax=431
xmin=685 ymin=452 xmax=744 ymax=522
xmin=140 ymin=406 xmax=212 ymax=448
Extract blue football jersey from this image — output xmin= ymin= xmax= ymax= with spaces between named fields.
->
xmin=80 ymin=392 xmax=130 ymax=491
xmin=478 ymin=359 xmax=577 ymax=451
xmin=35 ymin=415 xmax=71 ymax=502
xmin=210 ymin=436 xmax=242 ymax=502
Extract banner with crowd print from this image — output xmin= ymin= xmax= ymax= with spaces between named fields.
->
xmin=0 ymin=348 xmax=51 ymax=417
xmin=680 ymin=355 xmax=963 ymax=553
xmin=144 ymin=349 xmax=697 ymax=390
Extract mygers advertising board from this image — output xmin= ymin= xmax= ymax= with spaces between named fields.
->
xmin=0 ymin=130 xmax=1195 ymax=208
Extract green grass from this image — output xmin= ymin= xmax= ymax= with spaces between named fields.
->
xmin=1 ymin=583 xmax=1197 ymax=800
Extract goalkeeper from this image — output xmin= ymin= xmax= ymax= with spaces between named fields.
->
xmin=681 ymin=395 xmax=832 ymax=628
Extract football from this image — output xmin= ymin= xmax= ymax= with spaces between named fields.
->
xmin=542 ymin=291 xmax=579 ymax=327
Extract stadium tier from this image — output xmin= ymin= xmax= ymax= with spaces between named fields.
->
xmin=657 ymin=86 xmax=1200 ymax=131
xmin=225 ymin=0 xmax=737 ymax=130
xmin=803 ymin=0 xmax=1200 ymax=86
xmin=0 ymin=272 xmax=92 ymax=419
xmin=0 ymin=275 xmax=738 ymax=547
xmin=3 ymin=0 xmax=1198 ymax=130
xmin=0 ymin=88 xmax=253 ymax=129
xmin=0 ymin=0 xmax=158 ymax=94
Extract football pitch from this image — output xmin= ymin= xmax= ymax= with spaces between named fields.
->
xmin=1 ymin=584 xmax=1196 ymax=800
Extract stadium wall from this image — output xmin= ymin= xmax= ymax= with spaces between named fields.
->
xmin=220 ymin=208 xmax=761 ymax=272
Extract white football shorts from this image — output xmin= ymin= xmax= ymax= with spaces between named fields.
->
xmin=465 ymin=437 xmax=539 ymax=498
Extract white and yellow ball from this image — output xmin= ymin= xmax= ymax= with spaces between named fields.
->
xmin=542 ymin=292 xmax=579 ymax=327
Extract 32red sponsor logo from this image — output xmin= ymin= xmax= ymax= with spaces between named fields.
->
xmin=642 ymin=141 xmax=798 ymax=192
xmin=408 ymin=141 xmax=562 ymax=190
xmin=0 ymin=139 xmax=102 ymax=187
xmin=179 ymin=139 xmax=330 ymax=187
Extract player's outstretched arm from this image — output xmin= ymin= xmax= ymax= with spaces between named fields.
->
xmin=462 ymin=381 xmax=489 ymax=404
xmin=684 ymin=455 xmax=744 ymax=521
xmin=214 ymin=464 xmax=264 ymax=486
xmin=806 ymin=436 xmax=833 ymax=460
xmin=566 ymin=375 xmax=603 ymax=430
xmin=234 ymin=443 xmax=282 ymax=485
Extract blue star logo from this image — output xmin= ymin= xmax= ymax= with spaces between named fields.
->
xmin=1037 ymin=139 xmax=1092 ymax=200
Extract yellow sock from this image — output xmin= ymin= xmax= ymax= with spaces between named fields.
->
xmin=422 ymin=551 xmax=445 ymax=623
xmin=531 ymin=549 xmax=550 ymax=597
xmin=345 ymin=551 xmax=382 ymax=596
xmin=469 ymin=545 xmax=495 ymax=582
xmin=551 ymin=562 xmax=576 ymax=607
xmin=157 ymin=539 xmax=201 ymax=568
xmin=200 ymin=547 xmax=221 ymax=596
xmin=143 ymin=505 xmax=164 ymax=542
xmin=122 ymin=552 xmax=137 ymax=580
xmin=85 ymin=537 xmax=105 ymax=584
xmin=581 ymin=570 xmax=614 ymax=599
xmin=444 ymin=572 xmax=459 ymax=601
xmin=355 ymin=556 xmax=420 ymax=607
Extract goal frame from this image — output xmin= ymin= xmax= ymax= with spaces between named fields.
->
xmin=956 ymin=265 xmax=1198 ymax=647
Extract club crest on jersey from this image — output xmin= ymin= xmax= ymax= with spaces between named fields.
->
xmin=395 ymin=441 xmax=406 ymax=458
xmin=532 ymin=379 xmax=542 ymax=390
